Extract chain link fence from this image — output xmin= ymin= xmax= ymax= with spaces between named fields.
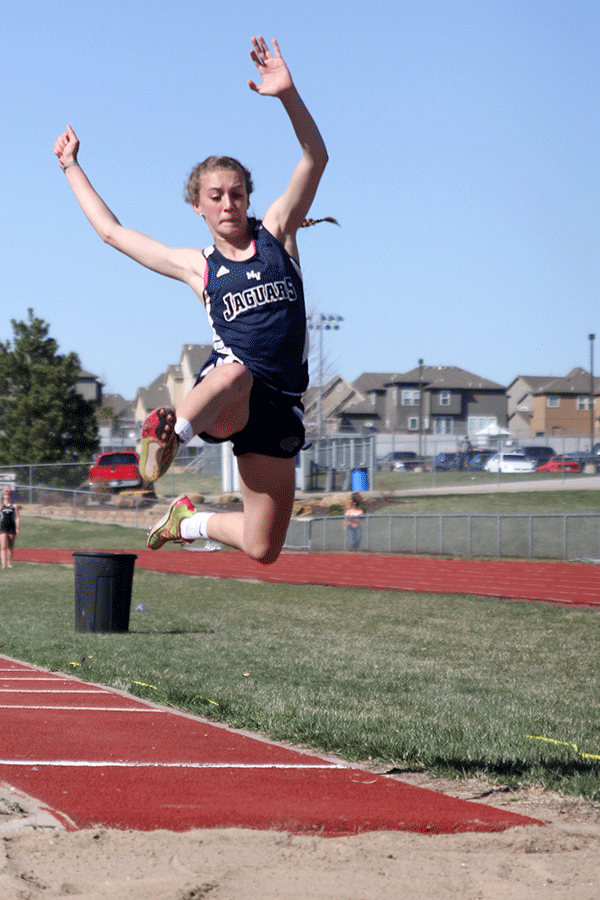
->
xmin=285 ymin=512 xmax=600 ymax=560
xmin=3 ymin=457 xmax=600 ymax=561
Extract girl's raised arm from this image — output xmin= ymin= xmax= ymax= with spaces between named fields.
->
xmin=54 ymin=125 xmax=200 ymax=285
xmin=250 ymin=38 xmax=329 ymax=252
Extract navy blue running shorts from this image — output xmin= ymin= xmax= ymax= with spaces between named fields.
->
xmin=196 ymin=375 xmax=305 ymax=459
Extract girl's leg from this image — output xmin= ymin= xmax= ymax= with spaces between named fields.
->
xmin=141 ymin=363 xmax=252 ymax=482
xmin=177 ymin=363 xmax=253 ymax=440
xmin=205 ymin=453 xmax=296 ymax=565
xmin=6 ymin=534 xmax=14 ymax=567
xmin=1 ymin=534 xmax=7 ymax=569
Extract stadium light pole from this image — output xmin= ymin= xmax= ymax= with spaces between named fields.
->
xmin=418 ymin=358 xmax=424 ymax=457
xmin=590 ymin=333 xmax=595 ymax=451
xmin=307 ymin=313 xmax=344 ymax=439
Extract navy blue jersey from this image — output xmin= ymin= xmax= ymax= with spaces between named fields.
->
xmin=0 ymin=503 xmax=16 ymax=534
xmin=202 ymin=221 xmax=309 ymax=395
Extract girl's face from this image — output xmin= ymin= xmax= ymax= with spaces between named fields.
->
xmin=194 ymin=169 xmax=250 ymax=241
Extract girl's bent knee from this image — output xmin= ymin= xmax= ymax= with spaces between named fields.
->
xmin=246 ymin=542 xmax=282 ymax=566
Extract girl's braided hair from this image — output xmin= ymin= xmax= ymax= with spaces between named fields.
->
xmin=299 ymin=217 xmax=339 ymax=228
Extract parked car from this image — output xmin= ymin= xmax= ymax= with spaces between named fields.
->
xmin=378 ymin=451 xmax=424 ymax=471
xmin=434 ymin=452 xmax=459 ymax=471
xmin=466 ymin=449 xmax=496 ymax=471
xmin=537 ymin=455 xmax=581 ymax=473
xmin=483 ymin=452 xmax=537 ymax=474
xmin=518 ymin=445 xmax=555 ymax=466
xmin=88 ymin=450 xmax=143 ymax=490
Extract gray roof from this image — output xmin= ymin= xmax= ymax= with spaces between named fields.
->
xmin=352 ymin=372 xmax=396 ymax=394
xmin=102 ymin=393 xmax=134 ymax=417
xmin=507 ymin=375 xmax=555 ymax=391
xmin=388 ymin=365 xmax=505 ymax=391
xmin=136 ymin=373 xmax=171 ymax=411
xmin=535 ymin=367 xmax=600 ymax=395
xmin=338 ymin=398 xmax=381 ymax=418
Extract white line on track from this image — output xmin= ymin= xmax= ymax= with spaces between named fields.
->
xmin=0 ymin=760 xmax=347 ymax=769
xmin=0 ymin=689 xmax=112 ymax=693
xmin=0 ymin=705 xmax=161 ymax=711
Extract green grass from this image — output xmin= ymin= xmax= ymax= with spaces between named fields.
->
xmin=374 ymin=467 xmax=597 ymax=498
xmin=3 ymin=516 xmax=600 ymax=804
xmin=17 ymin=516 xmax=147 ymax=550
xmin=154 ymin=468 xmax=221 ymax=499
xmin=380 ymin=487 xmax=600 ymax=515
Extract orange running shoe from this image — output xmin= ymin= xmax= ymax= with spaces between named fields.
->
xmin=147 ymin=495 xmax=196 ymax=550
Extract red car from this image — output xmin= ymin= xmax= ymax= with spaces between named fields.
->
xmin=88 ymin=451 xmax=143 ymax=490
xmin=537 ymin=456 xmax=581 ymax=473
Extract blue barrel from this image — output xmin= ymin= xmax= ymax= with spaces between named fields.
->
xmin=351 ymin=469 xmax=369 ymax=491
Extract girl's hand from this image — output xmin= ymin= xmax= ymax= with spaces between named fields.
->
xmin=248 ymin=36 xmax=293 ymax=96
xmin=53 ymin=124 xmax=79 ymax=169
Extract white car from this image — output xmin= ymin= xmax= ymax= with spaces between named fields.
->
xmin=484 ymin=452 xmax=537 ymax=474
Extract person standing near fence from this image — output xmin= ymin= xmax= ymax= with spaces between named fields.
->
xmin=0 ymin=487 xmax=20 ymax=569
xmin=54 ymin=35 xmax=331 ymax=566
xmin=344 ymin=495 xmax=364 ymax=551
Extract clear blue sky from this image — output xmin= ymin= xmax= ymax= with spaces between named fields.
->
xmin=2 ymin=0 xmax=598 ymax=400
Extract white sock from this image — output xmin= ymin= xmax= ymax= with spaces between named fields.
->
xmin=175 ymin=418 xmax=194 ymax=447
xmin=180 ymin=511 xmax=215 ymax=542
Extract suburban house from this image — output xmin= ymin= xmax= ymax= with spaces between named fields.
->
xmin=336 ymin=373 xmax=396 ymax=434
xmin=89 ymin=351 xmax=600 ymax=454
xmin=338 ymin=366 xmax=507 ymax=438
xmin=507 ymin=375 xmax=555 ymax=435
xmin=133 ymin=344 xmax=213 ymax=432
xmin=303 ymin=375 xmax=362 ymax=437
xmin=76 ymin=369 xmax=103 ymax=405
xmin=97 ymin=392 xmax=137 ymax=448
xmin=508 ymin=368 xmax=600 ymax=438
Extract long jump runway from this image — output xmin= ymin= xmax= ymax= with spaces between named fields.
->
xmin=5 ymin=547 xmax=589 ymax=836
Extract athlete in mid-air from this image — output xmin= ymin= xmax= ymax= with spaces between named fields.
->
xmin=54 ymin=35 xmax=331 ymax=564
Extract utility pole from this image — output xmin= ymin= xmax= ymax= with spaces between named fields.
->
xmin=590 ymin=333 xmax=595 ymax=450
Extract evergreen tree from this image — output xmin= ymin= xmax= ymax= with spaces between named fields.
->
xmin=0 ymin=309 xmax=98 ymax=467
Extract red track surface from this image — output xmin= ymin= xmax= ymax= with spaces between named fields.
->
xmin=6 ymin=547 xmax=590 ymax=836
xmin=17 ymin=547 xmax=600 ymax=607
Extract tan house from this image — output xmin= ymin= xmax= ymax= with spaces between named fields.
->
xmin=530 ymin=368 xmax=599 ymax=438
xmin=508 ymin=369 xmax=600 ymax=438
xmin=507 ymin=375 xmax=554 ymax=435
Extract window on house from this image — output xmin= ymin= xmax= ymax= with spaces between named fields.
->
xmin=408 ymin=417 xmax=419 ymax=431
xmin=577 ymin=396 xmax=591 ymax=410
xmin=468 ymin=416 xmax=498 ymax=434
xmin=440 ymin=391 xmax=451 ymax=406
xmin=434 ymin=417 xmax=453 ymax=435
xmin=402 ymin=390 xmax=420 ymax=406
xmin=547 ymin=395 xmax=560 ymax=408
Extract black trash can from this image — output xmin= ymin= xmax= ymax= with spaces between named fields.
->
xmin=73 ymin=551 xmax=137 ymax=633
